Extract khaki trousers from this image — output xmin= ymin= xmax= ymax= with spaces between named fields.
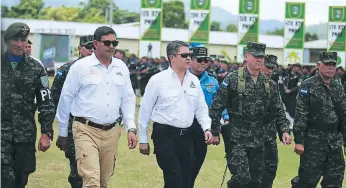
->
xmin=72 ymin=120 xmax=122 ymax=188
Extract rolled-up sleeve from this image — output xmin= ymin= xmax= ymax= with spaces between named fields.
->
xmin=120 ymin=69 xmax=137 ymax=131
xmin=56 ymin=63 xmax=81 ymax=137
xmin=195 ymin=82 xmax=211 ymax=131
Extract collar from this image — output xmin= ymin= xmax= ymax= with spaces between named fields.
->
xmin=316 ymin=73 xmax=336 ymax=88
xmin=89 ymin=53 xmax=119 ymax=68
xmin=167 ymin=66 xmax=189 ymax=77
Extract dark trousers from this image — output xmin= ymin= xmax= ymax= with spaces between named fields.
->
xmin=65 ymin=130 xmax=83 ymax=188
xmin=1 ymin=141 xmax=36 ymax=188
xmin=260 ymin=139 xmax=278 ymax=188
xmin=152 ymin=122 xmax=193 ymax=188
xmin=221 ymin=124 xmax=231 ymax=170
xmin=190 ymin=118 xmax=207 ymax=188
xmin=291 ymin=139 xmax=345 ymax=188
xmin=227 ymin=143 xmax=265 ymax=188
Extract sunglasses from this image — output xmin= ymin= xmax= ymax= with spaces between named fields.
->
xmin=99 ymin=40 xmax=119 ymax=47
xmin=196 ymin=58 xmax=208 ymax=64
xmin=176 ymin=53 xmax=192 ymax=58
xmin=83 ymin=43 xmax=94 ymax=50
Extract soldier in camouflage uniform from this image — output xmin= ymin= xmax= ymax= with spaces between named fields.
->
xmin=51 ymin=35 xmax=94 ymax=188
xmin=260 ymin=55 xmax=291 ymax=188
xmin=1 ymin=22 xmax=55 ymax=188
xmin=210 ymin=42 xmax=291 ymax=188
xmin=291 ymin=52 xmax=346 ymax=188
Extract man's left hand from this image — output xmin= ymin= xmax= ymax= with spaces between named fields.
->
xmin=204 ymin=131 xmax=213 ymax=144
xmin=128 ymin=132 xmax=137 ymax=149
xmin=282 ymin=132 xmax=292 ymax=145
xmin=38 ymin=134 xmax=51 ymax=152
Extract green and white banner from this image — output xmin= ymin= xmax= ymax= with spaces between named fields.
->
xmin=188 ymin=0 xmax=211 ymax=46
xmin=237 ymin=0 xmax=260 ymax=63
xmin=283 ymin=2 xmax=305 ymax=65
xmin=139 ymin=0 xmax=163 ymax=58
xmin=328 ymin=6 xmax=346 ymax=68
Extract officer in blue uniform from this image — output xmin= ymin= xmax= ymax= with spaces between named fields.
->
xmin=189 ymin=47 xmax=229 ymax=187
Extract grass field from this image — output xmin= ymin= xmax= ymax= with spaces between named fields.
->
xmin=26 ymin=77 xmax=345 ymax=188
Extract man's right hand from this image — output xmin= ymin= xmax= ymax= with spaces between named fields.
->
xmin=294 ymin=144 xmax=304 ymax=155
xmin=139 ymin=143 xmax=150 ymax=155
xmin=56 ymin=136 xmax=68 ymax=152
xmin=212 ymin=136 xmax=220 ymax=145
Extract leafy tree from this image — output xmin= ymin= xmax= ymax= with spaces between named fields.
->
xmin=5 ymin=0 xmax=44 ymax=19
xmin=266 ymin=28 xmax=284 ymax=36
xmin=226 ymin=24 xmax=237 ymax=32
xmin=1 ymin=6 xmax=9 ymax=17
xmin=210 ymin=21 xmax=221 ymax=31
xmin=39 ymin=6 xmax=81 ymax=22
xmin=162 ymin=0 xmax=187 ymax=29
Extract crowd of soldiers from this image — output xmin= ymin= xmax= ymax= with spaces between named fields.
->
xmin=1 ymin=21 xmax=346 ymax=188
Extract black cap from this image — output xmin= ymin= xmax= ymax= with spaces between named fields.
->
xmin=28 ymin=40 xmax=32 ymax=44
xmin=246 ymin=41 xmax=266 ymax=57
xmin=190 ymin=47 xmax=209 ymax=59
xmin=264 ymin=55 xmax=278 ymax=68
xmin=319 ymin=52 xmax=337 ymax=65
xmin=3 ymin=22 xmax=30 ymax=40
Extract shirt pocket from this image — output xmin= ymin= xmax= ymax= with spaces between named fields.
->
xmin=185 ymin=88 xmax=198 ymax=107
xmin=84 ymin=75 xmax=102 ymax=85
xmin=113 ymin=75 xmax=126 ymax=86
xmin=155 ymin=90 xmax=180 ymax=110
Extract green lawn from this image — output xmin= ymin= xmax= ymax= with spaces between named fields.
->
xmin=26 ymin=77 xmax=345 ymax=188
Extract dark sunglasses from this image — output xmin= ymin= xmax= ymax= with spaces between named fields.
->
xmin=176 ymin=53 xmax=192 ymax=58
xmin=99 ymin=40 xmax=119 ymax=47
xmin=83 ymin=43 xmax=94 ymax=50
xmin=196 ymin=58 xmax=208 ymax=63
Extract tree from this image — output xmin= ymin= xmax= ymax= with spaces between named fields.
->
xmin=210 ymin=21 xmax=221 ymax=31
xmin=266 ymin=28 xmax=284 ymax=36
xmin=5 ymin=0 xmax=44 ymax=19
xmin=226 ymin=24 xmax=237 ymax=32
xmin=39 ymin=6 xmax=81 ymax=22
xmin=1 ymin=6 xmax=9 ymax=17
xmin=305 ymin=32 xmax=319 ymax=42
xmin=163 ymin=1 xmax=187 ymax=29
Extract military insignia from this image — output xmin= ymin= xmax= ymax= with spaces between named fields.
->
xmin=10 ymin=62 xmax=18 ymax=70
xmin=145 ymin=0 xmax=159 ymax=8
xmin=194 ymin=0 xmax=208 ymax=9
xmin=40 ymin=76 xmax=49 ymax=88
xmin=116 ymin=72 xmax=123 ymax=76
xmin=332 ymin=7 xmax=344 ymax=22
xmin=22 ymin=25 xmax=29 ymax=36
xmin=56 ymin=70 xmax=64 ymax=79
xmin=292 ymin=6 xmax=299 ymax=16
xmin=299 ymin=88 xmax=308 ymax=96
xmin=221 ymin=81 xmax=228 ymax=88
xmin=190 ymin=81 xmax=196 ymax=88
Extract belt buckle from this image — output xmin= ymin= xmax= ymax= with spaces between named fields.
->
xmin=102 ymin=123 xmax=112 ymax=130
xmin=180 ymin=129 xmax=187 ymax=135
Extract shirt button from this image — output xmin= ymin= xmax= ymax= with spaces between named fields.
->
xmin=107 ymin=104 xmax=109 ymax=106
xmin=107 ymin=82 xmax=109 ymax=84
xmin=107 ymin=93 xmax=109 ymax=95
xmin=106 ymin=115 xmax=108 ymax=117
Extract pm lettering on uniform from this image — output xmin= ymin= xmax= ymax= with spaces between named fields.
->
xmin=40 ymin=89 xmax=52 ymax=101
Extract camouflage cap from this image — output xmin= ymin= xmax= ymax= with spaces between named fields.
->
xmin=80 ymin=35 xmax=94 ymax=45
xmin=319 ymin=51 xmax=337 ymax=64
xmin=264 ymin=55 xmax=278 ymax=68
xmin=3 ymin=22 xmax=30 ymax=40
xmin=246 ymin=41 xmax=266 ymax=57
xmin=190 ymin=47 xmax=209 ymax=59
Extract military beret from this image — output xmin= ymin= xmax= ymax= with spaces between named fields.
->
xmin=246 ymin=41 xmax=266 ymax=57
xmin=80 ymin=35 xmax=94 ymax=45
xmin=190 ymin=47 xmax=209 ymax=59
xmin=3 ymin=22 xmax=30 ymax=40
xmin=264 ymin=55 xmax=278 ymax=68
xmin=319 ymin=51 xmax=337 ymax=65
xmin=28 ymin=40 xmax=32 ymax=44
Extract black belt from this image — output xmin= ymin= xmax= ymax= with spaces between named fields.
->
xmin=74 ymin=117 xmax=117 ymax=130
xmin=153 ymin=122 xmax=191 ymax=136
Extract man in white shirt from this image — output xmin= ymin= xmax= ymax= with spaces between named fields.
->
xmin=56 ymin=26 xmax=137 ymax=188
xmin=138 ymin=40 xmax=213 ymax=188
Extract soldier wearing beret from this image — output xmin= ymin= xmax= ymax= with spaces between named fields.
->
xmin=291 ymin=52 xmax=346 ymax=188
xmin=1 ymin=22 xmax=55 ymax=188
xmin=260 ymin=55 xmax=291 ymax=188
xmin=51 ymin=35 xmax=94 ymax=188
xmin=209 ymin=42 xmax=291 ymax=188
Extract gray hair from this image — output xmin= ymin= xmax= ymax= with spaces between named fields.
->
xmin=166 ymin=40 xmax=189 ymax=63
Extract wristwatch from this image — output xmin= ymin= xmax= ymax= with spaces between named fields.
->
xmin=43 ymin=131 xmax=54 ymax=141
xmin=128 ymin=128 xmax=137 ymax=135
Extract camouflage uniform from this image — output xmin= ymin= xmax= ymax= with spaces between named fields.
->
xmin=1 ymin=22 xmax=55 ymax=188
xmin=51 ymin=35 xmax=93 ymax=188
xmin=291 ymin=52 xmax=346 ymax=188
xmin=261 ymin=55 xmax=290 ymax=188
xmin=209 ymin=42 xmax=289 ymax=188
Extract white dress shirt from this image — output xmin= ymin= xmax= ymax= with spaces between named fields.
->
xmin=56 ymin=53 xmax=136 ymax=137
xmin=138 ymin=67 xmax=211 ymax=143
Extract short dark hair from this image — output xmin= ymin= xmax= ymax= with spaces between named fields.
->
xmin=94 ymin=26 xmax=116 ymax=41
xmin=166 ymin=40 xmax=189 ymax=63
xmin=115 ymin=49 xmax=125 ymax=56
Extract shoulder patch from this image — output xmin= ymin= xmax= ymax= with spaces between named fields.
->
xmin=56 ymin=70 xmax=64 ymax=78
xmin=221 ymin=81 xmax=228 ymax=88
xmin=40 ymin=76 xmax=49 ymax=88
xmin=299 ymin=88 xmax=308 ymax=96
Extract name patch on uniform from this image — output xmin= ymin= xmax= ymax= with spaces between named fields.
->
xmin=205 ymin=83 xmax=215 ymax=88
xmin=40 ymin=76 xmax=49 ymax=88
xmin=190 ymin=81 xmax=196 ymax=88
xmin=299 ymin=88 xmax=308 ymax=96
xmin=40 ymin=89 xmax=52 ymax=101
